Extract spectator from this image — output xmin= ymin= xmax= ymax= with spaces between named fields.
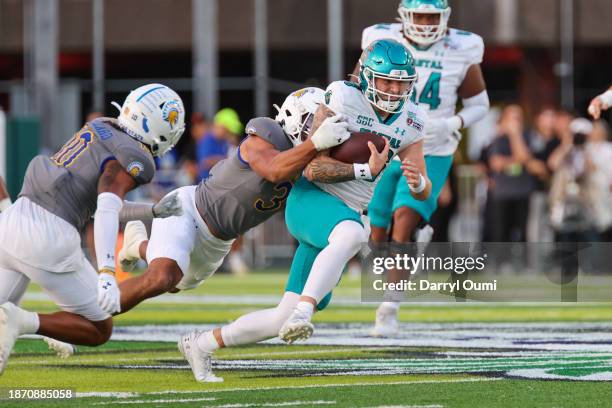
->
xmin=182 ymin=112 xmax=210 ymax=184
xmin=524 ymin=107 xmax=560 ymax=242
xmin=548 ymin=118 xmax=610 ymax=242
xmin=586 ymin=120 xmax=612 ymax=240
xmin=485 ymin=104 xmax=537 ymax=242
xmin=196 ymin=108 xmax=243 ymax=181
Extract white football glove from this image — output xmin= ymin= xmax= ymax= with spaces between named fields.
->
xmin=152 ymin=192 xmax=183 ymax=218
xmin=424 ymin=116 xmax=462 ymax=140
xmin=310 ymin=114 xmax=350 ymax=151
xmin=97 ymin=272 xmax=121 ymax=315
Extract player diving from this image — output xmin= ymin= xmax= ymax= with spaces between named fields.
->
xmin=0 ymin=84 xmax=186 ymax=373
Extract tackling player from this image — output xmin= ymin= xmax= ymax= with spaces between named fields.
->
xmin=588 ymin=86 xmax=612 ymax=119
xmin=99 ymin=88 xmax=351 ymax=381
xmin=0 ymin=84 xmax=185 ymax=373
xmin=178 ymin=39 xmax=430 ymax=383
xmin=358 ymin=0 xmax=490 ymax=337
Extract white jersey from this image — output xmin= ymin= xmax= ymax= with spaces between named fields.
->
xmin=315 ymin=80 xmax=426 ymax=212
xmin=362 ymin=24 xmax=484 ymax=156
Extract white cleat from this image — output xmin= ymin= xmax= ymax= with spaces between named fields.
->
xmin=178 ymin=331 xmax=223 ymax=383
xmin=44 ymin=337 xmax=76 ymax=358
xmin=118 ymin=221 xmax=148 ymax=272
xmin=0 ymin=303 xmax=22 ymax=374
xmin=278 ymin=310 xmax=314 ymax=344
xmin=370 ymin=304 xmax=399 ymax=338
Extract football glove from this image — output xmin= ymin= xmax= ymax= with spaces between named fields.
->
xmin=152 ymin=191 xmax=183 ymax=218
xmin=424 ymin=116 xmax=462 ymax=140
xmin=97 ymin=271 xmax=121 ymax=315
xmin=310 ymin=114 xmax=350 ymax=151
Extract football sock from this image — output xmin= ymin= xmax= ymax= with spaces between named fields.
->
xmin=301 ymin=220 xmax=367 ymax=303
xmin=293 ymin=301 xmax=315 ymax=319
xmin=380 ymin=301 xmax=400 ymax=312
xmin=220 ymin=292 xmax=299 ymax=347
xmin=20 ymin=310 xmax=40 ymax=335
xmin=196 ymin=330 xmax=219 ymax=353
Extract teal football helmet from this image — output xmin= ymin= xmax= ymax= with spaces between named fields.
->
xmin=398 ymin=0 xmax=451 ymax=45
xmin=358 ymin=39 xmax=417 ymax=114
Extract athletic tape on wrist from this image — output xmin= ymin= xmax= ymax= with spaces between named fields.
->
xmin=411 ymin=174 xmax=426 ymax=193
xmin=353 ymin=163 xmax=372 ymax=180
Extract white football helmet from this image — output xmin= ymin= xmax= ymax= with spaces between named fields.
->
xmin=113 ymin=84 xmax=185 ymax=157
xmin=398 ymin=0 xmax=451 ymax=46
xmin=274 ymin=87 xmax=325 ymax=146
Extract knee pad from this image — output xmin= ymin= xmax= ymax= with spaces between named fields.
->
xmin=329 ymin=221 xmax=368 ymax=254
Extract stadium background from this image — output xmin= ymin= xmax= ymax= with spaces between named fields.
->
xmin=0 ymin=1 xmax=612 ymax=406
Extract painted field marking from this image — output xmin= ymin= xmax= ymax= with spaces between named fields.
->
xmin=76 ymin=378 xmax=500 ymax=400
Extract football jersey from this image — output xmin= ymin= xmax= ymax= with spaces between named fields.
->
xmin=316 ymin=80 xmax=426 ymax=212
xmin=362 ymin=24 xmax=484 ymax=156
xmin=195 ymin=117 xmax=294 ymax=240
xmin=20 ymin=117 xmax=156 ymax=231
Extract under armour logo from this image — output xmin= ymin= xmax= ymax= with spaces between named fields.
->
xmin=102 ymin=282 xmax=112 ymax=290
xmin=395 ymin=127 xmax=406 ymax=136
xmin=360 ymin=169 xmax=366 ymax=176
xmin=337 ymin=137 xmax=342 ymax=142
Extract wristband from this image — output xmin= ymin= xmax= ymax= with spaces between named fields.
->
xmin=353 ymin=163 xmax=372 ymax=180
xmin=0 ymin=197 xmax=11 ymax=212
xmin=600 ymin=90 xmax=612 ymax=107
xmin=411 ymin=174 xmax=426 ymax=194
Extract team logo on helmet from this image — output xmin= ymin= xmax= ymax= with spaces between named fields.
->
xmin=162 ymin=100 xmax=181 ymax=129
xmin=292 ymin=88 xmax=312 ymax=98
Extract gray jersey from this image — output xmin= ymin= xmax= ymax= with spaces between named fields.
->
xmin=195 ymin=117 xmax=293 ymax=240
xmin=20 ymin=117 xmax=156 ymax=231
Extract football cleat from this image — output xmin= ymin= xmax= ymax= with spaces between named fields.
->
xmin=44 ymin=337 xmax=76 ymax=358
xmin=178 ymin=331 xmax=223 ymax=383
xmin=118 ymin=221 xmax=148 ymax=272
xmin=370 ymin=304 xmax=400 ymax=337
xmin=278 ymin=310 xmax=314 ymax=344
xmin=0 ymin=302 xmax=22 ymax=374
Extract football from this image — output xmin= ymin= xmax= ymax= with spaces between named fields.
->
xmin=329 ymin=131 xmax=387 ymax=164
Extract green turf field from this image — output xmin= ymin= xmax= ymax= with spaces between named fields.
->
xmin=2 ymin=271 xmax=612 ymax=407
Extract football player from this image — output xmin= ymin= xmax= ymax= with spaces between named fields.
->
xmin=98 ymin=88 xmax=351 ymax=381
xmin=179 ymin=39 xmax=430 ymax=383
xmin=588 ymin=86 xmax=612 ymax=119
xmin=0 ymin=176 xmax=10 ymax=213
xmin=0 ymin=84 xmax=186 ymax=373
xmin=358 ymin=0 xmax=490 ymax=337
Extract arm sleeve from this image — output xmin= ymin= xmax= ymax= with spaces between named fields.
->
xmin=119 ymin=201 xmax=154 ymax=222
xmin=458 ymin=90 xmax=490 ymax=128
xmin=94 ymin=192 xmax=123 ymax=271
